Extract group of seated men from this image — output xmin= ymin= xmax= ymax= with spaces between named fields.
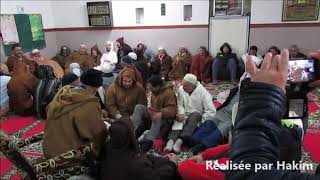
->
xmin=0 ymin=35 xmax=319 ymax=179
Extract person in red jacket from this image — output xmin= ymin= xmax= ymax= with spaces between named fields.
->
xmin=190 ymin=46 xmax=213 ymax=83
xmin=165 ymin=130 xmax=231 ymax=180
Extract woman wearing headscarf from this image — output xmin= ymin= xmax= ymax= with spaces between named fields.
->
xmin=99 ymin=118 xmax=181 ymax=180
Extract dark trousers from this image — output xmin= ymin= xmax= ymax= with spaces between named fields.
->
xmin=131 ymin=104 xmax=173 ymax=141
xmin=191 ymin=120 xmax=222 ymax=148
xmin=168 ymin=112 xmax=202 ymax=141
xmin=212 ymin=58 xmax=237 ymax=81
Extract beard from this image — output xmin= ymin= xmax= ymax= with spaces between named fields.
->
xmin=106 ymin=48 xmax=111 ymax=52
xmin=123 ymin=84 xmax=132 ymax=89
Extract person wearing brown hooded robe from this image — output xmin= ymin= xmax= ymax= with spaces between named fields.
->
xmin=168 ymin=47 xmax=192 ymax=81
xmin=99 ymin=118 xmax=182 ymax=180
xmin=51 ymin=45 xmax=72 ymax=70
xmin=120 ymin=55 xmax=144 ymax=86
xmin=7 ymin=61 xmax=38 ymax=116
xmin=66 ymin=45 xmax=94 ymax=71
xmin=105 ymin=67 xmax=147 ymax=120
xmin=6 ymin=44 xmax=37 ymax=75
xmin=42 ymin=69 xmax=107 ymax=158
xmin=153 ymin=47 xmax=172 ymax=80
xmin=90 ymin=44 xmax=102 ymax=67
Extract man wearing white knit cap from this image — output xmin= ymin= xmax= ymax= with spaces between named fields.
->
xmin=164 ymin=73 xmax=216 ymax=153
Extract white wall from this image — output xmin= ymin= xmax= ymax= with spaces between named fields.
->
xmin=2 ymin=0 xmax=319 ymax=28
xmin=0 ymin=0 xmax=55 ymax=28
xmin=251 ymin=0 xmax=320 ymax=24
xmin=112 ymin=1 xmax=209 ymax=26
xmin=51 ymin=0 xmax=209 ymax=28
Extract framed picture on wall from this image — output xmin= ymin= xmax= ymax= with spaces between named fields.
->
xmin=282 ymin=0 xmax=320 ymax=21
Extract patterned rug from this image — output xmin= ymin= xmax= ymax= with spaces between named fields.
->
xmin=1 ymin=83 xmax=319 ymax=179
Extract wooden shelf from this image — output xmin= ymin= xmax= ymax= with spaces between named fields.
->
xmin=87 ymin=1 xmax=113 ymax=27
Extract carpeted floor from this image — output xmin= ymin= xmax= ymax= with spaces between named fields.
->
xmin=1 ymin=83 xmax=320 ymax=179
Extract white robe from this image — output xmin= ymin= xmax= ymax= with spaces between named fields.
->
xmin=173 ymin=82 xmax=216 ymax=130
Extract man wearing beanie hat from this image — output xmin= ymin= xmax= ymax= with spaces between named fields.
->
xmin=80 ymin=69 xmax=103 ymax=88
xmin=105 ymin=67 xmax=147 ymax=120
xmin=43 ymin=68 xmax=107 ymax=159
xmin=128 ymin=52 xmax=137 ymax=61
xmin=131 ymin=75 xmax=177 ymax=153
xmin=61 ymin=73 xmax=80 ymax=87
xmin=115 ymin=37 xmax=133 ymax=71
xmin=164 ymin=74 xmax=216 ymax=154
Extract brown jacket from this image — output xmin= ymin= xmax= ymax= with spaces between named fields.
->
xmin=6 ymin=56 xmax=37 ymax=75
xmin=34 ymin=58 xmax=64 ymax=79
xmin=154 ymin=54 xmax=172 ymax=80
xmin=65 ymin=52 xmax=95 ymax=71
xmin=168 ymin=52 xmax=192 ymax=80
xmin=7 ymin=61 xmax=38 ymax=116
xmin=51 ymin=45 xmax=72 ymax=69
xmin=106 ymin=68 xmax=147 ymax=118
xmin=43 ymin=85 xmax=107 ymax=158
xmin=150 ymin=82 xmax=177 ymax=119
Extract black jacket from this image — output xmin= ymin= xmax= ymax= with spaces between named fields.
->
xmin=226 ymin=80 xmax=319 ymax=180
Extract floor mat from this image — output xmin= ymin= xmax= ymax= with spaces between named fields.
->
xmin=1 ymin=83 xmax=320 ymax=179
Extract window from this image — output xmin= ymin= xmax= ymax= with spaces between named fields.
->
xmin=161 ymin=3 xmax=166 ymax=16
xmin=136 ymin=8 xmax=144 ymax=24
xmin=184 ymin=5 xmax=192 ymax=21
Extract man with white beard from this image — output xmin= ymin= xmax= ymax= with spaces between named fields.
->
xmin=95 ymin=41 xmax=118 ymax=88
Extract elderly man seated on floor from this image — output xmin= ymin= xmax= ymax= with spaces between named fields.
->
xmin=164 ymin=73 xmax=216 ymax=154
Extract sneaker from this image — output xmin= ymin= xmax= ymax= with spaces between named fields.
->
xmin=173 ymin=138 xmax=183 ymax=154
xmin=164 ymin=139 xmax=174 ymax=152
xmin=139 ymin=140 xmax=153 ymax=153
xmin=191 ymin=144 xmax=206 ymax=155
xmin=138 ymin=130 xmax=149 ymax=142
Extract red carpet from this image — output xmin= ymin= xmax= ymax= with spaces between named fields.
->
xmin=21 ymin=121 xmax=45 ymax=139
xmin=303 ymin=126 xmax=320 ymax=163
xmin=1 ymin=89 xmax=320 ymax=179
xmin=0 ymin=116 xmax=44 ymax=180
xmin=0 ymin=116 xmax=36 ymax=135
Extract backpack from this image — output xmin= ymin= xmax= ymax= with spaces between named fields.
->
xmin=34 ymin=65 xmax=61 ymax=119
